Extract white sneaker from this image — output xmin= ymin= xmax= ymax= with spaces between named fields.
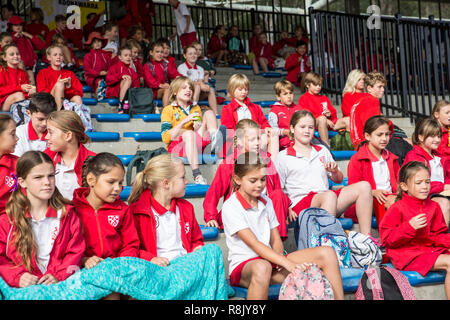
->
xmin=194 ymin=175 xmax=208 ymax=185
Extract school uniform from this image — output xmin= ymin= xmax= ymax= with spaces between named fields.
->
xmin=275 ymin=144 xmax=341 ymax=215
xmin=132 ymin=57 xmax=144 ymax=79
xmin=72 ymin=187 xmax=140 ymax=260
xmin=249 ymin=35 xmax=259 ymax=54
xmin=286 ymin=36 xmax=309 ymax=51
xmin=437 ymin=127 xmax=450 ymax=159
xmin=177 ymin=61 xmax=205 ymax=83
xmin=83 ymin=49 xmax=112 ymax=89
xmin=297 ymin=91 xmax=338 ymax=124
xmin=25 ymin=22 xmax=49 ymax=40
xmin=222 ymin=192 xmax=279 ymax=286
xmin=0 ymin=204 xmax=86 ymax=287
xmin=105 ymin=60 xmax=140 ymax=99
xmin=143 ymin=58 xmax=180 ymax=98
xmin=379 ymin=193 xmax=450 ymax=276
xmin=220 ymin=97 xmax=271 ymax=130
xmin=254 ymin=42 xmax=275 ymax=69
xmin=11 ymin=31 xmax=45 ymax=69
xmin=130 ymin=189 xmax=204 ymax=262
xmin=44 ymin=145 xmax=96 ymax=200
xmin=268 ymin=102 xmax=300 ymax=150
xmin=349 ymin=93 xmax=381 ymax=149
xmin=207 ymin=34 xmax=226 ymax=57
xmin=203 ymin=149 xmax=291 ymax=238
xmin=172 ymin=1 xmax=197 ymax=47
xmin=0 ymin=67 xmax=29 ymax=106
xmin=13 ymin=120 xmax=48 ymax=157
xmin=284 ymin=52 xmax=311 ymax=87
xmin=341 ymin=92 xmax=366 ymax=118
xmin=0 ymin=154 xmax=18 ymax=215
xmin=36 ymin=66 xmax=83 ymax=100
xmin=403 ymin=145 xmax=450 ymax=195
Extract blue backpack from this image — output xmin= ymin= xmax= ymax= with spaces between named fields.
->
xmin=295 ymin=207 xmax=352 ymax=268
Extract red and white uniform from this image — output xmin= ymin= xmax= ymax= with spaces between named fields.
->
xmin=11 ymin=31 xmax=45 ymax=69
xmin=177 ymin=61 xmax=204 ymax=82
xmin=254 ymin=42 xmax=274 ymax=69
xmin=83 ymin=49 xmax=112 ymax=89
xmin=72 ymin=187 xmax=140 ymax=259
xmin=105 ymin=60 xmax=140 ymax=99
xmin=220 ymin=97 xmax=271 ymax=130
xmin=349 ymin=93 xmax=380 ymax=149
xmin=297 ymin=91 xmax=338 ymax=124
xmin=130 ymin=189 xmax=204 ymax=262
xmin=143 ymin=58 xmax=180 ymax=98
xmin=268 ymin=102 xmax=300 ymax=150
xmin=437 ymin=127 xmax=450 ymax=159
xmin=284 ymin=52 xmax=311 ymax=87
xmin=36 ymin=67 xmax=83 ymax=100
xmin=380 ymin=193 xmax=450 ymax=276
xmin=0 ymin=154 xmax=18 ymax=215
xmin=207 ymin=34 xmax=226 ymax=57
xmin=341 ymin=92 xmax=366 ymax=118
xmin=0 ymin=204 xmax=85 ymax=287
xmin=13 ymin=120 xmax=48 ymax=157
xmin=0 ymin=67 xmax=29 ymax=105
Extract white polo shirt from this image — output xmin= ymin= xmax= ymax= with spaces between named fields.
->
xmin=13 ymin=121 xmax=48 ymax=157
xmin=173 ymin=2 xmax=196 ymax=36
xmin=177 ymin=62 xmax=204 ymax=82
xmin=429 ymin=156 xmax=445 ymax=183
xmin=55 ymin=160 xmax=79 ymax=201
xmin=30 ymin=207 xmax=62 ymax=274
xmin=236 ymin=104 xmax=252 ymax=122
xmin=372 ymin=157 xmax=392 ymax=192
xmin=275 ymin=145 xmax=338 ymax=208
xmin=222 ymin=192 xmax=279 ymax=275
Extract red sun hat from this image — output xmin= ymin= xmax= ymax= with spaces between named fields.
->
xmin=8 ymin=16 xmax=25 ymax=26
xmin=85 ymin=31 xmax=105 ymax=45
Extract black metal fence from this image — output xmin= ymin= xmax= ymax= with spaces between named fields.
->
xmin=309 ymin=8 xmax=450 ymax=120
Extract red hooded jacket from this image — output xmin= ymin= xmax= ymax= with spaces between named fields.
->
xmin=143 ymin=59 xmax=180 ymax=98
xmin=0 ymin=205 xmax=86 ymax=287
xmin=349 ymin=93 xmax=381 ymax=149
xmin=254 ymin=41 xmax=274 ymax=69
xmin=105 ymin=60 xmax=140 ymax=99
xmin=220 ymin=97 xmax=271 ymax=130
xmin=83 ymin=49 xmax=112 ymax=88
xmin=0 ymin=67 xmax=29 ymax=105
xmin=437 ymin=127 xmax=450 ymax=159
xmin=36 ymin=66 xmax=83 ymax=100
xmin=341 ymin=92 xmax=366 ymax=118
xmin=129 ymin=189 xmax=204 ymax=262
xmin=297 ymin=91 xmax=338 ymax=124
xmin=0 ymin=154 xmax=18 ymax=215
xmin=380 ymin=193 xmax=450 ymax=276
xmin=72 ymin=187 xmax=140 ymax=259
xmin=11 ymin=31 xmax=45 ymax=69
xmin=207 ymin=34 xmax=226 ymax=56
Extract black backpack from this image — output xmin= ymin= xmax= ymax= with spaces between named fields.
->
xmin=127 ymin=87 xmax=155 ymax=115
xmin=126 ymin=148 xmax=168 ymax=186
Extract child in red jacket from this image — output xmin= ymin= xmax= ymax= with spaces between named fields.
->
xmin=0 ymin=150 xmax=85 ymax=288
xmin=252 ymin=33 xmax=274 ymax=75
xmin=36 ymin=45 xmax=83 ymax=110
xmin=379 ymin=161 xmax=450 ymax=299
xmin=248 ymin=23 xmax=262 ymax=64
xmin=25 ymin=8 xmax=49 ymax=40
xmin=284 ymin=40 xmax=311 ymax=90
xmin=0 ymin=114 xmax=18 ymax=215
xmin=268 ymin=80 xmax=300 ymax=150
xmin=403 ymin=118 xmax=450 ymax=225
xmin=127 ymin=39 xmax=144 ymax=86
xmin=297 ymin=72 xmax=339 ymax=145
xmin=8 ymin=15 xmax=45 ymax=85
xmin=73 ymin=152 xmax=139 ymax=300
xmin=207 ymin=25 xmax=228 ymax=66
xmin=347 ymin=115 xmax=400 ymax=225
xmin=83 ymin=32 xmax=111 ymax=97
xmin=128 ymin=153 xmax=203 ymax=264
xmin=339 ymin=69 xmax=367 ymax=132
xmin=203 ymin=119 xmax=291 ymax=239
xmin=0 ymin=44 xmax=35 ymax=111
xmin=432 ymin=100 xmax=450 ymax=159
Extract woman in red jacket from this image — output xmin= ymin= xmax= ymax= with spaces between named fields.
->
xmin=347 ymin=115 xmax=400 ymax=225
xmin=379 ymin=161 xmax=450 ymax=299
xmin=0 ymin=44 xmax=35 ymax=111
xmin=36 ymin=45 xmax=83 ymax=110
xmin=403 ymin=118 xmax=450 ymax=225
xmin=128 ymin=153 xmax=204 ymax=264
xmin=0 ymin=151 xmax=85 ymax=288
xmin=73 ymin=152 xmax=139 ymax=300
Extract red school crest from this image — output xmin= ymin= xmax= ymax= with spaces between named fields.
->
xmin=108 ymin=215 xmax=120 ymax=228
xmin=319 ymin=156 xmax=325 ymax=164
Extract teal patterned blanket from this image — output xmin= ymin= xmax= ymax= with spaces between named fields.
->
xmin=0 ymin=244 xmax=230 ymax=300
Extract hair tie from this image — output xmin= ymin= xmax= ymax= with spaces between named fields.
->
xmin=8 ymin=173 xmax=19 ymax=193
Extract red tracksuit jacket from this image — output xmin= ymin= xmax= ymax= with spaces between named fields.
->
xmin=0 ymin=204 xmax=86 ymax=287
xmin=105 ymin=60 xmax=140 ymax=99
xmin=0 ymin=154 xmax=18 ymax=215
xmin=254 ymin=42 xmax=274 ymax=69
xmin=284 ymin=52 xmax=311 ymax=86
xmin=83 ymin=49 xmax=112 ymax=88
xmin=11 ymin=31 xmax=45 ymax=69
xmin=44 ymin=144 xmax=96 ymax=188
xmin=143 ymin=59 xmax=180 ymax=98
xmin=72 ymin=187 xmax=140 ymax=259
xmin=207 ymin=34 xmax=226 ymax=56
xmin=341 ymin=92 xmax=366 ymax=118
xmin=0 ymin=67 xmax=29 ymax=105
xmin=203 ymin=150 xmax=291 ymax=238
xmin=129 ymin=189 xmax=204 ymax=262
xmin=349 ymin=93 xmax=381 ymax=149
xmin=437 ymin=127 xmax=450 ymax=159
xmin=297 ymin=91 xmax=337 ymax=124
xmin=269 ymin=102 xmax=300 ymax=149
xmin=36 ymin=66 xmax=83 ymax=100
xmin=379 ymin=193 xmax=450 ymax=276
xmin=220 ymin=97 xmax=271 ymax=130
xmin=403 ymin=145 xmax=450 ymax=195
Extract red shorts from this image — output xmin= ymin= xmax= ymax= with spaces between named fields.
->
xmin=180 ymin=32 xmax=198 ymax=48
xmin=292 ymin=189 xmax=342 ymax=215
xmin=230 ymin=257 xmax=278 ymax=287
xmin=168 ymin=131 xmax=210 ymax=157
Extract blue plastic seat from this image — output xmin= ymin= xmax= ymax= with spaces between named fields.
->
xmin=199 ymin=225 xmax=219 ymax=240
xmin=123 ymin=132 xmax=161 ymax=141
xmin=254 ymin=100 xmax=277 ymax=108
xmin=260 ymin=72 xmax=282 ymax=78
xmin=86 ymin=132 xmax=120 ymax=142
xmin=314 ymin=131 xmax=338 ymax=139
xmin=328 ymin=177 xmax=348 ymax=189
xmin=180 ymin=154 xmax=218 ymax=165
xmin=82 ymin=97 xmax=98 ymax=106
xmin=120 ymin=184 xmax=209 ymax=200
xmin=231 ymin=284 xmax=281 ymax=300
xmin=331 ymin=150 xmax=356 ymax=160
xmin=338 ymin=218 xmax=353 ymax=230
xmin=83 ymin=85 xmax=93 ymax=93
xmin=133 ymin=114 xmax=161 ymax=122
xmin=94 ymin=114 xmax=130 ymax=122
xmin=117 ymin=155 xmax=134 ymax=166
xmin=103 ymin=98 xmax=120 ymax=106
xmin=233 ymin=64 xmax=252 ymax=70
xmin=154 ymin=99 xmax=163 ymax=107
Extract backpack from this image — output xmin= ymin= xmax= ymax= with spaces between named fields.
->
xmin=127 ymin=87 xmax=155 ymax=115
xmin=295 ymin=207 xmax=352 ymax=268
xmin=330 ymin=130 xmax=354 ymax=151
xmin=10 ymin=99 xmax=31 ymax=126
xmin=355 ymin=265 xmax=416 ymax=300
xmin=279 ymin=263 xmax=334 ymax=300
xmin=385 ymin=136 xmax=412 ymax=166
xmin=126 ymin=148 xmax=168 ymax=186
xmin=347 ymin=231 xmax=382 ymax=268
xmin=63 ymin=99 xmax=94 ymax=132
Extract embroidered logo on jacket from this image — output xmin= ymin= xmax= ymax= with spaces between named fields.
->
xmin=184 ymin=222 xmax=190 ymax=234
xmin=108 ymin=215 xmax=120 ymax=228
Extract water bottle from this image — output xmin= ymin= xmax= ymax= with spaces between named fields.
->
xmin=123 ymin=100 xmax=129 ymax=114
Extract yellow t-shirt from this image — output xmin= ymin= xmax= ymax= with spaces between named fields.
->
xmin=160 ymin=102 xmax=203 ymax=145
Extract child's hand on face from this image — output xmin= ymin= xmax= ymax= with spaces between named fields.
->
xmin=409 ymin=213 xmax=427 ymax=230
xmin=151 ymin=256 xmax=170 ymax=267
xmin=84 ymin=256 xmax=104 ymax=269
xmin=324 ymin=162 xmax=338 ymax=174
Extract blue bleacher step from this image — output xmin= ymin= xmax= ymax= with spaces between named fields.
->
xmin=338 ymin=218 xmax=353 ymax=230
xmin=103 ymin=98 xmax=120 ymax=106
xmin=82 ymin=97 xmax=98 ymax=105
xmin=86 ymin=131 xmax=120 ymax=142
xmin=332 ymin=150 xmax=356 ymax=160
xmin=93 ymin=114 xmax=130 ymax=122
xmin=232 ymin=64 xmax=253 ymax=70
xmin=199 ymin=225 xmax=219 ymax=240
xmin=314 ymin=131 xmax=338 ymax=139
xmin=83 ymin=85 xmax=93 ymax=93
xmin=259 ymin=72 xmax=283 ymax=78
xmin=120 ymin=184 xmax=210 ymax=200
xmin=328 ymin=177 xmax=348 ymax=189
xmin=132 ymin=114 xmax=161 ymax=122
xmin=254 ymin=100 xmax=277 ymax=108
xmin=123 ymin=131 xmax=161 ymax=141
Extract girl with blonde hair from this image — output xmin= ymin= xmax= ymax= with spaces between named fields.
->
xmin=338 ymin=69 xmax=367 ymax=131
